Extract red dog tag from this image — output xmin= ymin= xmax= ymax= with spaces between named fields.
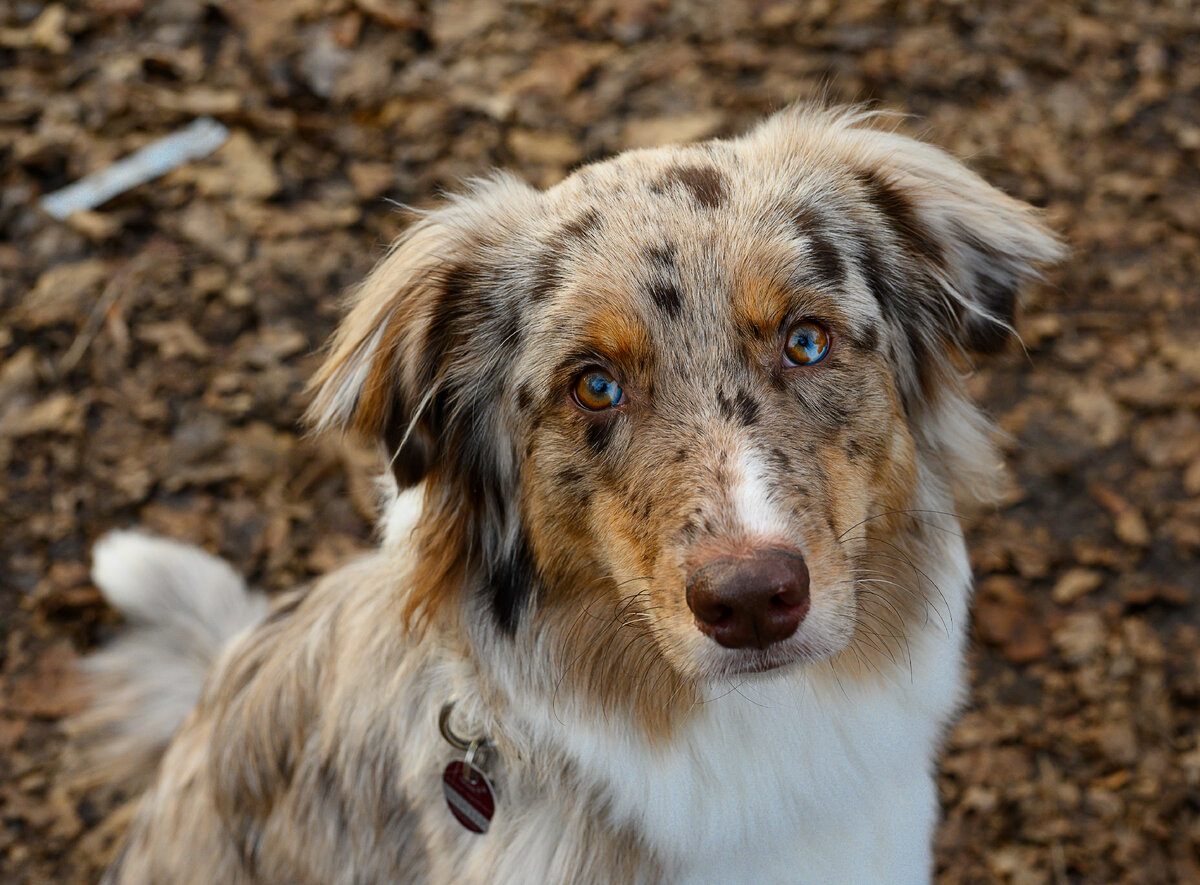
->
xmin=442 ymin=760 xmax=495 ymax=834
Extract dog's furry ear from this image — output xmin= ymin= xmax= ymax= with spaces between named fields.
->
xmin=867 ymin=139 xmax=1062 ymax=355
xmin=762 ymin=107 xmax=1064 ymax=362
xmin=306 ymin=219 xmax=464 ymax=488
xmin=840 ymin=112 xmax=1065 ymax=356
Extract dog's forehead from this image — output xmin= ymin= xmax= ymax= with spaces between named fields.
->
xmin=509 ymin=140 xmax=879 ymax=351
xmin=544 ymin=142 xmax=747 ymax=240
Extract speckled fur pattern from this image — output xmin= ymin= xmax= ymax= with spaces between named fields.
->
xmin=75 ymin=106 xmax=1063 ymax=884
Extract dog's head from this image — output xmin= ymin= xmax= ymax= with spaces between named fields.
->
xmin=309 ymin=107 xmax=1061 ymax=724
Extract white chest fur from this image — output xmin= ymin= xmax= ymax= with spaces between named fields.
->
xmin=506 ymin=543 xmax=972 ymax=885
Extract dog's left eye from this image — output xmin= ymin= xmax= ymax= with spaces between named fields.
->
xmin=784 ymin=321 xmax=831 ymax=367
xmin=573 ymin=369 xmax=624 ymax=410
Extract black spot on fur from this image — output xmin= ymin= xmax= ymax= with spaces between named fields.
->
xmin=948 ymin=225 xmax=1020 ymax=351
xmin=734 ymin=390 xmax=760 ymax=427
xmin=585 ymin=420 xmax=614 ymax=457
xmin=648 ymin=280 xmax=683 ymax=317
xmin=529 ymin=251 xmax=561 ymax=302
xmin=645 ymin=242 xmax=677 ymax=267
xmin=423 ymin=264 xmax=479 ymax=384
xmin=655 ymin=164 xmax=727 ymax=209
xmin=493 ymin=298 xmax=523 ymax=350
xmin=855 ymin=239 xmax=902 ymax=322
xmin=556 ymin=467 xmax=585 ymax=487
xmin=562 ymin=209 xmax=602 ymax=240
xmin=490 ymin=532 xmax=538 ymax=633
xmin=791 ymin=206 xmax=845 ymax=287
xmin=963 ymin=271 xmax=1018 ymax=353
xmin=516 ymin=383 xmax=534 ymax=412
xmin=856 ymin=169 xmax=944 ymax=268
xmin=716 ymin=390 xmax=736 ymax=422
xmin=856 ymin=322 xmax=880 ymax=352
xmin=768 ymin=447 xmax=790 ymax=471
xmin=673 ymin=447 xmax=689 ymax=462
xmin=845 ymin=438 xmax=866 ymax=462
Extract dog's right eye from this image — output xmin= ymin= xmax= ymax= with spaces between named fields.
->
xmin=573 ymin=369 xmax=624 ymax=411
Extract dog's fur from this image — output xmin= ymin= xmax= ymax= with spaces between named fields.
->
xmin=73 ymin=106 xmax=1062 ymax=884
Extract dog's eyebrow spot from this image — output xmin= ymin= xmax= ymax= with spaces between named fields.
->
xmin=652 ymin=164 xmax=727 ymax=209
xmin=734 ymin=390 xmax=760 ymax=427
xmin=791 ymin=206 xmax=845 ymax=288
xmin=647 ymin=280 xmax=683 ymax=318
xmin=855 ymin=169 xmax=944 ymax=268
xmin=516 ymin=383 xmax=535 ymax=412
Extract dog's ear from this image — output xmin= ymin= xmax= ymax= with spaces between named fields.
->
xmin=762 ymin=108 xmax=1064 ymax=367
xmin=851 ymin=123 xmax=1064 ymax=356
xmin=306 ymin=219 xmax=465 ymax=488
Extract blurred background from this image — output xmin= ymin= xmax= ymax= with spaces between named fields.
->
xmin=1 ymin=1 xmax=1197 ymax=882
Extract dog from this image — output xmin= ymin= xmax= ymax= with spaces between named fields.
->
xmin=73 ymin=105 xmax=1062 ymax=884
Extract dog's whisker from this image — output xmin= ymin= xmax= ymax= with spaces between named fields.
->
xmin=835 ymin=508 xmax=968 ymax=542
xmin=845 ymin=539 xmax=955 ymax=627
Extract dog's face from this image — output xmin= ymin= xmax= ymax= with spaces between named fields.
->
xmin=309 ymin=108 xmax=1061 ymax=711
xmin=512 ymin=155 xmax=922 ymax=682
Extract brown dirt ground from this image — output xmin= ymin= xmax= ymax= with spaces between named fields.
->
xmin=2 ymin=1 xmax=1199 ymax=883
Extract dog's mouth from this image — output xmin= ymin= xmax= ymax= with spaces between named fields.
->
xmin=695 ymin=633 xmax=840 ymax=678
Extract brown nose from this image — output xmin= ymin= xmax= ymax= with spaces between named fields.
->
xmin=685 ymin=552 xmax=810 ymax=649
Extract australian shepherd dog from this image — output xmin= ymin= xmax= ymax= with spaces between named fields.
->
xmin=74 ymin=106 xmax=1062 ymax=884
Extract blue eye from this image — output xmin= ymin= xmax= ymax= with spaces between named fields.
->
xmin=784 ymin=321 xmax=831 ymax=366
xmin=574 ymin=369 xmax=624 ymax=410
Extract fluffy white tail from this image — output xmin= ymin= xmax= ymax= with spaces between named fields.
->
xmin=70 ymin=532 xmax=268 ymax=789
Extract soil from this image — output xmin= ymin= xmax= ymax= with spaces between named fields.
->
xmin=1 ymin=1 xmax=1198 ymax=883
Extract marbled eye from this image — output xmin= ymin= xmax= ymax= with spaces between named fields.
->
xmin=574 ymin=369 xmax=624 ymax=411
xmin=784 ymin=321 xmax=831 ymax=367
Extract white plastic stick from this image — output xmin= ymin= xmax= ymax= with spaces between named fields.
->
xmin=40 ymin=117 xmax=230 ymax=220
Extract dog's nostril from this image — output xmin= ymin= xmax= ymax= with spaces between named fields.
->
xmin=685 ymin=552 xmax=810 ymax=650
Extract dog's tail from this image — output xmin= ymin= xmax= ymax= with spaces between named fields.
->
xmin=68 ymin=531 xmax=268 ymax=790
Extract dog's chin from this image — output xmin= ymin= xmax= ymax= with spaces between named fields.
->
xmin=688 ymin=631 xmax=850 ymax=681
